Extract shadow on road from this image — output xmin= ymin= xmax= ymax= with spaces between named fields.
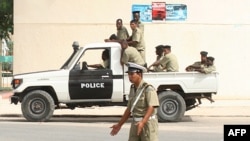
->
xmin=0 ymin=114 xmax=195 ymax=123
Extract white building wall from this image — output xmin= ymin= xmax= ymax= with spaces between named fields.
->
xmin=14 ymin=0 xmax=250 ymax=99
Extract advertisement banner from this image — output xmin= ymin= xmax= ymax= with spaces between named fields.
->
xmin=152 ymin=2 xmax=166 ymax=22
xmin=166 ymin=4 xmax=187 ymax=21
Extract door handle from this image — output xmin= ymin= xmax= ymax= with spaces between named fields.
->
xmin=101 ymin=75 xmax=109 ymax=78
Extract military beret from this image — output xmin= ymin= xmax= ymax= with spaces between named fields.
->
xmin=200 ymin=51 xmax=208 ymax=56
xmin=126 ymin=62 xmax=147 ymax=73
xmin=155 ymin=45 xmax=164 ymax=49
xmin=207 ymin=56 xmax=215 ymax=62
xmin=132 ymin=11 xmax=140 ymax=14
xmin=130 ymin=19 xmax=137 ymax=24
xmin=162 ymin=45 xmax=171 ymax=49
xmin=109 ymin=34 xmax=118 ymax=40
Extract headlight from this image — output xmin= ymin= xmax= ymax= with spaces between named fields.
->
xmin=11 ymin=79 xmax=23 ymax=89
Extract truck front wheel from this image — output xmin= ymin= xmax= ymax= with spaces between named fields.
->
xmin=21 ymin=90 xmax=55 ymax=122
xmin=157 ymin=91 xmax=186 ymax=122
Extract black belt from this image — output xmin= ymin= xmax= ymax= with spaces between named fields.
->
xmin=133 ymin=115 xmax=156 ymax=122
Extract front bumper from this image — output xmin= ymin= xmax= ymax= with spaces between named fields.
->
xmin=11 ymin=96 xmax=19 ymax=105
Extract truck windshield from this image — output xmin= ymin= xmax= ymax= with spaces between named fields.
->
xmin=60 ymin=47 xmax=84 ymax=69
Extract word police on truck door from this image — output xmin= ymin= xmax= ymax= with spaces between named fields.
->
xmin=81 ymin=83 xmax=105 ymax=88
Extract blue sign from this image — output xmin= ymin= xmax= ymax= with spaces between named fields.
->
xmin=166 ymin=4 xmax=187 ymax=21
xmin=132 ymin=4 xmax=152 ymax=22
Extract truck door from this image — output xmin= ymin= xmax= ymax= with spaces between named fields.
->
xmin=68 ymin=69 xmax=113 ymax=99
xmin=68 ymin=48 xmax=113 ymax=100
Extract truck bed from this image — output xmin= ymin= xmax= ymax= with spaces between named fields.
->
xmin=124 ymin=71 xmax=219 ymax=95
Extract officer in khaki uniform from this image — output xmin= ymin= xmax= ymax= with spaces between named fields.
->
xmin=159 ymin=45 xmax=179 ymax=72
xmin=104 ymin=19 xmax=129 ymax=42
xmin=116 ymin=18 xmax=130 ymax=40
xmin=150 ymin=45 xmax=179 ymax=72
xmin=87 ymin=49 xmax=110 ymax=69
xmin=186 ymin=51 xmax=208 ymax=71
xmin=127 ymin=20 xmax=146 ymax=62
xmin=132 ymin=11 xmax=144 ymax=35
xmin=148 ymin=45 xmax=165 ymax=72
xmin=195 ymin=56 xmax=216 ymax=74
xmin=120 ymin=40 xmax=145 ymax=67
xmin=110 ymin=62 xmax=159 ymax=141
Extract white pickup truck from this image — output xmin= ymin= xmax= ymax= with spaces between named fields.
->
xmin=10 ymin=42 xmax=219 ymax=122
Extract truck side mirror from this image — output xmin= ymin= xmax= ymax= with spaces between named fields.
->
xmin=82 ymin=61 xmax=88 ymax=70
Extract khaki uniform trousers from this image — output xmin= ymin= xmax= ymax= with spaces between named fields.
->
xmin=128 ymin=118 xmax=158 ymax=141
xmin=138 ymin=50 xmax=145 ymax=63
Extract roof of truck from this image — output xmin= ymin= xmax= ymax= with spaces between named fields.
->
xmin=83 ymin=42 xmax=121 ymax=49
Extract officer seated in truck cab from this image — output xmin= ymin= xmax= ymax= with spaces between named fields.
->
xmin=87 ymin=49 xmax=110 ymax=69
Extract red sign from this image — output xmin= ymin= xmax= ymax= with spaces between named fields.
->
xmin=152 ymin=2 xmax=166 ymax=21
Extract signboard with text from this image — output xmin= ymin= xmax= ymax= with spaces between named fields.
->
xmin=132 ymin=3 xmax=187 ymax=22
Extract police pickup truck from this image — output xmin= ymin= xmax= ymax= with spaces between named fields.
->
xmin=11 ymin=42 xmax=219 ymax=122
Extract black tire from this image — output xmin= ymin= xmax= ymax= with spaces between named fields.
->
xmin=21 ymin=90 xmax=55 ymax=122
xmin=157 ymin=91 xmax=186 ymax=122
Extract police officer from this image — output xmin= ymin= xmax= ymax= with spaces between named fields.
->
xmin=116 ymin=18 xmax=130 ymax=40
xmin=120 ymin=40 xmax=145 ymax=67
xmin=195 ymin=56 xmax=216 ymax=74
xmin=127 ymin=20 xmax=146 ymax=62
xmin=110 ymin=62 xmax=159 ymax=141
xmin=149 ymin=45 xmax=179 ymax=72
xmin=148 ymin=45 xmax=165 ymax=72
xmin=104 ymin=19 xmax=129 ymax=43
xmin=132 ymin=11 xmax=144 ymax=35
xmin=88 ymin=49 xmax=110 ymax=69
xmin=186 ymin=51 xmax=208 ymax=71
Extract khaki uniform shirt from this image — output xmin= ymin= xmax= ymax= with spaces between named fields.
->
xmin=117 ymin=26 xmax=129 ymax=40
xmin=191 ymin=61 xmax=206 ymax=69
xmin=100 ymin=59 xmax=109 ymax=69
xmin=202 ymin=65 xmax=216 ymax=74
xmin=138 ymin=21 xmax=144 ymax=35
xmin=121 ymin=47 xmax=145 ymax=66
xmin=159 ymin=53 xmax=179 ymax=72
xmin=131 ymin=27 xmax=145 ymax=51
xmin=127 ymin=80 xmax=159 ymax=117
xmin=153 ymin=54 xmax=164 ymax=72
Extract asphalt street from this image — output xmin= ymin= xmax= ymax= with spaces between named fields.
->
xmin=1 ymin=91 xmax=250 ymax=118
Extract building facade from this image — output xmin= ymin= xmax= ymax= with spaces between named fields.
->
xmin=14 ymin=0 xmax=250 ymax=99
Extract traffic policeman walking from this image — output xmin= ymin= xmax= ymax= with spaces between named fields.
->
xmin=110 ymin=62 xmax=159 ymax=141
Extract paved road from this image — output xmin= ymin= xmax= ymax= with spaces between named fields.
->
xmin=1 ymin=91 xmax=250 ymax=141
xmin=0 ymin=116 xmax=249 ymax=141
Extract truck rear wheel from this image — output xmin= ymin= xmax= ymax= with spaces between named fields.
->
xmin=157 ymin=91 xmax=186 ymax=122
xmin=21 ymin=90 xmax=55 ymax=122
